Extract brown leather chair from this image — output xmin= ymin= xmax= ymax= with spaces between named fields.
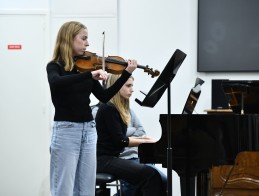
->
xmin=209 ymin=152 xmax=259 ymax=196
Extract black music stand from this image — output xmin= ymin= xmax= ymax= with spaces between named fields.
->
xmin=182 ymin=77 xmax=205 ymax=114
xmin=135 ymin=49 xmax=187 ymax=196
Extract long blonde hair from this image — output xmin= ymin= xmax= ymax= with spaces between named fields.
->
xmin=51 ymin=21 xmax=87 ymax=71
xmin=106 ymin=74 xmax=133 ymax=126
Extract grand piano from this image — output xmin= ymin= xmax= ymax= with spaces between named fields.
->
xmin=138 ymin=80 xmax=259 ymax=196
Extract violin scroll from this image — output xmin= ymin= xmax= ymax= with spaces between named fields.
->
xmin=140 ymin=65 xmax=160 ymax=78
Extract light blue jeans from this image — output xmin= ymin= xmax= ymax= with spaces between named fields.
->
xmin=50 ymin=121 xmax=97 ymax=196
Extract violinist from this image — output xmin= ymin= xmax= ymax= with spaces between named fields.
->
xmin=46 ymin=21 xmax=137 ymax=196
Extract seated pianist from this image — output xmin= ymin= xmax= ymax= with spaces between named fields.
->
xmin=95 ymin=74 xmax=167 ymax=196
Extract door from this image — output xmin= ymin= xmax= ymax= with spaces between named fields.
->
xmin=0 ymin=13 xmax=50 ymax=196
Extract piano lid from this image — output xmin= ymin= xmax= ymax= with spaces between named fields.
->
xmin=222 ymin=80 xmax=259 ymax=114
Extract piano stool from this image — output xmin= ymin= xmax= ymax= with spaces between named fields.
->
xmin=209 ymin=152 xmax=259 ymax=196
xmin=95 ymin=173 xmax=122 ymax=196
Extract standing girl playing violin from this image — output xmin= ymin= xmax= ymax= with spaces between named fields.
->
xmin=46 ymin=21 xmax=137 ymax=196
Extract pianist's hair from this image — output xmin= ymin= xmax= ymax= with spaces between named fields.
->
xmin=105 ymin=74 xmax=134 ymax=126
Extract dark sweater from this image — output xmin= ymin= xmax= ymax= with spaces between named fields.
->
xmin=96 ymin=102 xmax=129 ymax=157
xmin=46 ymin=62 xmax=131 ymax=122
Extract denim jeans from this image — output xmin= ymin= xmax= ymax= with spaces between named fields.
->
xmin=50 ymin=121 xmax=97 ymax=196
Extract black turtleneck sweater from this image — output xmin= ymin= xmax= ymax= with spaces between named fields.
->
xmin=46 ymin=62 xmax=131 ymax=122
xmin=96 ymin=102 xmax=129 ymax=157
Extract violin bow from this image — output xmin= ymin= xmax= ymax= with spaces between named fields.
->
xmin=102 ymin=31 xmax=105 ymax=72
xmin=102 ymin=31 xmax=106 ymax=86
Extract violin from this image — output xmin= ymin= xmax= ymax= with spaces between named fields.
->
xmin=75 ymin=51 xmax=160 ymax=78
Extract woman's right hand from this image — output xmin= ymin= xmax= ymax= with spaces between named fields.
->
xmin=125 ymin=59 xmax=137 ymax=74
xmin=91 ymin=69 xmax=108 ymax=81
xmin=128 ymin=136 xmax=158 ymax=147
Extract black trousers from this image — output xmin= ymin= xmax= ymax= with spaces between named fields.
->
xmin=97 ymin=155 xmax=167 ymax=196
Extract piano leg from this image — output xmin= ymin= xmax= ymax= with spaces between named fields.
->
xmin=180 ymin=176 xmax=195 ymax=196
xmin=196 ymin=170 xmax=208 ymax=196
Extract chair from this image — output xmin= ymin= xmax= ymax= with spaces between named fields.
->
xmin=96 ymin=173 xmax=121 ymax=196
xmin=209 ymin=152 xmax=259 ymax=196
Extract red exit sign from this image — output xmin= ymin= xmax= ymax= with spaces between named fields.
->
xmin=8 ymin=44 xmax=22 ymax=50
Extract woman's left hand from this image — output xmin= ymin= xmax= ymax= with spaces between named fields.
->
xmin=125 ymin=59 xmax=137 ymax=74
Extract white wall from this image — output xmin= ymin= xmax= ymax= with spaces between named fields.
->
xmin=118 ymin=0 xmax=258 ymax=127
xmin=1 ymin=0 xmax=48 ymax=9
xmin=1 ymin=0 xmax=258 ymax=195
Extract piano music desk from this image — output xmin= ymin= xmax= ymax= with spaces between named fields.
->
xmin=204 ymin=109 xmax=233 ymax=114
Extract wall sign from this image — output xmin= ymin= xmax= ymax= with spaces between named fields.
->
xmin=8 ymin=44 xmax=22 ymax=50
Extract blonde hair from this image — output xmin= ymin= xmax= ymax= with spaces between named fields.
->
xmin=106 ymin=74 xmax=133 ymax=126
xmin=51 ymin=21 xmax=87 ymax=71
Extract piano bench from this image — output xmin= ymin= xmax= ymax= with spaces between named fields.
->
xmin=96 ymin=173 xmax=121 ymax=196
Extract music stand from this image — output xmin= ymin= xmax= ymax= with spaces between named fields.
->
xmin=182 ymin=77 xmax=205 ymax=114
xmin=135 ymin=49 xmax=187 ymax=196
